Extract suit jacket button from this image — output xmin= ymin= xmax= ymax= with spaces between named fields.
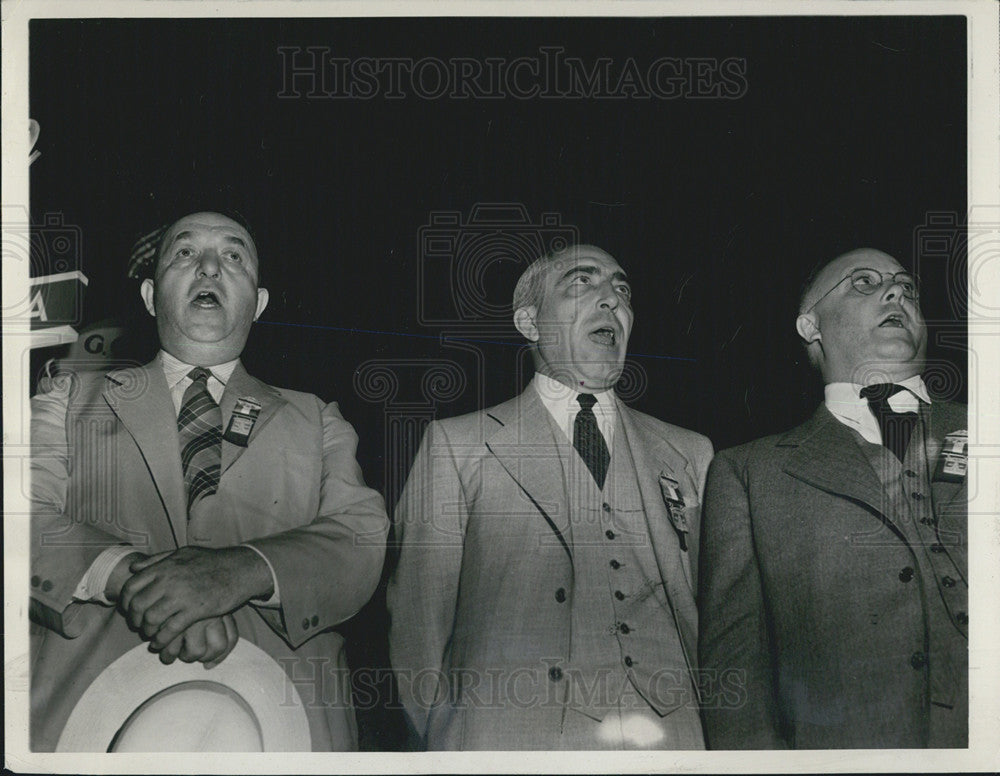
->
xmin=898 ymin=567 xmax=914 ymax=582
xmin=942 ymin=576 xmax=956 ymax=588
xmin=602 ymin=503 xmax=611 ymax=513
xmin=610 ymin=560 xmax=621 ymax=570
xmin=555 ymin=588 xmax=566 ymax=603
xmin=548 ymin=666 xmax=563 ymax=681
xmin=41 ymin=580 xmax=53 ymax=592
xmin=311 ymin=615 xmax=319 ymax=627
xmin=911 ymin=492 xmax=924 ymax=500
xmin=904 ymin=469 xmax=917 ymax=478
xmin=955 ymin=611 xmax=968 ymax=625
xmin=619 ymin=622 xmax=630 ymax=634
xmin=605 ymin=530 xmax=615 ymax=540
xmin=615 ymin=590 xmax=625 ymax=601
xmin=910 ymin=651 xmax=927 ymax=669
xmin=624 ymin=656 xmax=634 ymax=667
xmin=302 ymin=618 xmax=311 ymax=630
xmin=31 ymin=576 xmax=41 ymax=588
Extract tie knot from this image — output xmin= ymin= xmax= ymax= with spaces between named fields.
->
xmin=187 ymin=367 xmax=212 ymax=385
xmin=860 ymin=383 xmax=906 ymax=402
xmin=576 ymin=393 xmax=598 ymax=411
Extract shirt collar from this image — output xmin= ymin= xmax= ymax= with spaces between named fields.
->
xmin=532 ymin=371 xmax=617 ymax=415
xmin=825 ymin=373 xmax=931 ymax=421
xmin=158 ymin=349 xmax=240 ymax=391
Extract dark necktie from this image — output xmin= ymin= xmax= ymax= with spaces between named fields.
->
xmin=860 ymin=383 xmax=918 ymax=463
xmin=574 ymin=393 xmax=610 ymax=489
xmin=177 ymin=367 xmax=222 ymax=510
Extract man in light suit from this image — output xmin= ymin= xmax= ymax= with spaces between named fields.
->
xmin=698 ymin=248 xmax=967 ymax=748
xmin=30 ymin=211 xmax=389 ymax=751
xmin=387 ymin=244 xmax=713 ymax=750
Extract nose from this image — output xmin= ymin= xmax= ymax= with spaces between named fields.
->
xmin=196 ymin=248 xmax=221 ymax=278
xmin=880 ymin=275 xmax=906 ymax=303
xmin=596 ymin=279 xmax=619 ymax=311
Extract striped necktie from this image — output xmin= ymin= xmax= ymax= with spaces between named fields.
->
xmin=177 ymin=367 xmax=222 ymax=510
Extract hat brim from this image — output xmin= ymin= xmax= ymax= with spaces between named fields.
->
xmin=56 ymin=638 xmax=311 ymax=752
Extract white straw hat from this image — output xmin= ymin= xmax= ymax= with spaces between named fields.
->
xmin=56 ymin=638 xmax=311 ymax=752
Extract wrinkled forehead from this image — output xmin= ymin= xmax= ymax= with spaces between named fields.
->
xmin=806 ymin=248 xmax=905 ymax=307
xmin=545 ymin=244 xmax=625 ymax=280
xmin=160 ymin=213 xmax=257 ymax=261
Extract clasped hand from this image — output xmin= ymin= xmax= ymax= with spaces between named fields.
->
xmin=117 ymin=545 xmax=270 ymax=666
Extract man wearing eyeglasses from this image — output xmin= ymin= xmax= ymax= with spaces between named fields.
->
xmin=697 ymin=248 xmax=967 ymax=749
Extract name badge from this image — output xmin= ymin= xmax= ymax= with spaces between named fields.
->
xmin=934 ymin=430 xmax=967 ymax=484
xmin=659 ymin=473 xmax=689 ymax=551
xmin=223 ymin=396 xmax=262 ymax=447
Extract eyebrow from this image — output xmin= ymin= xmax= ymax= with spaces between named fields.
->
xmin=558 ymin=265 xmax=630 ymax=283
xmin=169 ymin=230 xmax=249 ymax=249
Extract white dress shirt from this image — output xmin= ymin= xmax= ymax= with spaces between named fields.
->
xmin=74 ymin=351 xmax=280 ymax=607
xmin=824 ymin=374 xmax=931 ymax=445
xmin=532 ymin=371 xmax=616 ymax=454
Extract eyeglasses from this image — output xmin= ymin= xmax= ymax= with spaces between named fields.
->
xmin=804 ymin=267 xmax=919 ymax=314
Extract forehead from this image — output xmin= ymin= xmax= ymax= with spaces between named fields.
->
xmin=546 ymin=247 xmax=626 ymax=281
xmin=162 ymin=214 xmax=256 ymax=254
xmin=809 ymin=249 xmax=904 ymax=302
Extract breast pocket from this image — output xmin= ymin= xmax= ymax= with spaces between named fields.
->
xmin=218 ymin=448 xmax=321 ymax=539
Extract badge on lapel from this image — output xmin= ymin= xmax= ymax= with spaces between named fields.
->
xmin=934 ymin=430 xmax=967 ymax=484
xmin=223 ymin=396 xmax=262 ymax=447
xmin=658 ymin=472 xmax=689 ymax=551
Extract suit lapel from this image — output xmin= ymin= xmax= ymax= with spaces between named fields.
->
xmin=219 ymin=363 xmax=287 ymax=476
xmin=781 ymin=405 xmax=890 ymax=521
xmin=102 ymin=362 xmax=187 ymax=546
xmin=485 ymin=389 xmax=572 ymax=559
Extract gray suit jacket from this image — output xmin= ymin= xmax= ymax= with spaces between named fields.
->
xmin=697 ymin=401 xmax=967 ymax=749
xmin=386 ymin=386 xmax=713 ymax=749
xmin=30 ymin=361 xmax=389 ymax=751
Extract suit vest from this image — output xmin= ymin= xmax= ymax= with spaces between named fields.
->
xmin=549 ymin=410 xmax=700 ymax=726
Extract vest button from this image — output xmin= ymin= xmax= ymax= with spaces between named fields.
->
xmin=930 ymin=544 xmax=945 ymax=553
xmin=911 ymin=492 xmax=924 ymax=500
xmin=942 ymin=576 xmax=956 ymax=588
xmin=610 ymin=560 xmax=621 ymax=570
xmin=898 ymin=567 xmax=914 ymax=582
xmin=910 ymin=651 xmax=927 ymax=669
xmin=955 ymin=611 xmax=968 ymax=625
xmin=602 ymin=503 xmax=611 ymax=512
xmin=548 ymin=666 xmax=563 ymax=681
xmin=904 ymin=469 xmax=917 ymax=478
xmin=605 ymin=530 xmax=615 ymax=540
xmin=614 ymin=590 xmax=625 ymax=600
xmin=624 ymin=656 xmax=634 ymax=667
xmin=555 ymin=587 xmax=566 ymax=603
xmin=619 ymin=622 xmax=630 ymax=634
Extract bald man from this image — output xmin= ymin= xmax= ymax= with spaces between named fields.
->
xmin=697 ymin=248 xmax=968 ymax=748
xmin=29 ymin=212 xmax=388 ymax=750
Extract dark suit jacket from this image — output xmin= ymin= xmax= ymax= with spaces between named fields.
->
xmin=697 ymin=401 xmax=967 ymax=749
xmin=386 ymin=386 xmax=713 ymax=749
xmin=29 ymin=360 xmax=389 ymax=751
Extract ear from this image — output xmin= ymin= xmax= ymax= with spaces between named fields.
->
xmin=513 ymin=306 xmax=539 ymax=343
xmin=254 ymin=287 xmax=269 ymax=321
xmin=140 ymin=278 xmax=156 ymax=317
xmin=796 ymin=311 xmax=821 ymax=345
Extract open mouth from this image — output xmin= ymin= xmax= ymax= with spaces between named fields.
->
xmin=879 ymin=312 xmax=906 ymax=328
xmin=191 ymin=290 xmax=222 ymax=308
xmin=588 ymin=327 xmax=618 ymax=347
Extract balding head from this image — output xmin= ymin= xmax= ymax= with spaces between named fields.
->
xmin=795 ymin=248 xmax=926 ymax=384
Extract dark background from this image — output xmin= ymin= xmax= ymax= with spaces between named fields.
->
xmin=29 ymin=15 xmax=968 ymax=750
